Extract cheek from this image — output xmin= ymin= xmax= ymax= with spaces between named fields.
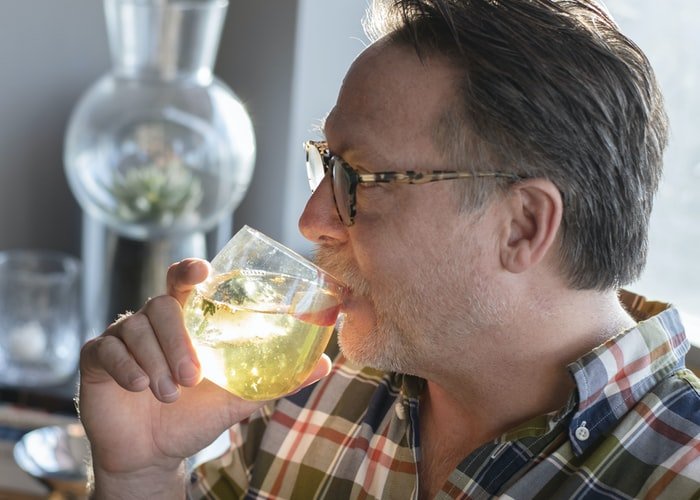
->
xmin=349 ymin=194 xmax=464 ymax=292
xmin=352 ymin=234 xmax=418 ymax=291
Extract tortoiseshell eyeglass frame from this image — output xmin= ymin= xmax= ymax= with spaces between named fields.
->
xmin=304 ymin=140 xmax=523 ymax=226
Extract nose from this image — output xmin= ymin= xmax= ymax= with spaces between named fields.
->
xmin=298 ymin=175 xmax=348 ymax=245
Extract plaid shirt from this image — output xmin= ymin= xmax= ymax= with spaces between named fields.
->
xmin=191 ymin=292 xmax=700 ymax=499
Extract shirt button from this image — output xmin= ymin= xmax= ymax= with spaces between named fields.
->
xmin=575 ymin=422 xmax=590 ymax=441
xmin=394 ymin=402 xmax=406 ymax=420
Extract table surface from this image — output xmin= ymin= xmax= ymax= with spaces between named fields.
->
xmin=0 ymin=378 xmax=83 ymax=499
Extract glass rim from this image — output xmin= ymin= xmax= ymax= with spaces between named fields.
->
xmin=238 ymin=225 xmax=346 ymax=292
xmin=0 ymin=249 xmax=81 ymax=283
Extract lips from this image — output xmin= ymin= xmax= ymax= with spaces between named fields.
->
xmin=295 ymin=303 xmax=342 ymax=326
xmin=337 ymin=290 xmax=372 ymax=316
xmin=312 ymin=245 xmax=371 ymax=310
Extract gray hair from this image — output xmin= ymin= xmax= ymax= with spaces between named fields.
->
xmin=365 ymin=0 xmax=668 ymax=291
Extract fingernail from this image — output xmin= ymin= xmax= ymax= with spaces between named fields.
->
xmin=157 ymin=376 xmax=180 ymax=400
xmin=185 ymin=259 xmax=203 ymax=273
xmin=177 ymin=360 xmax=198 ymax=384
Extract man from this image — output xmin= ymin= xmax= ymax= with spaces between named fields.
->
xmin=79 ymin=0 xmax=700 ymax=498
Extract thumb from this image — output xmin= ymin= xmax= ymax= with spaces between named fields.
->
xmin=167 ymin=259 xmax=211 ymax=305
xmin=296 ymin=354 xmax=333 ymax=392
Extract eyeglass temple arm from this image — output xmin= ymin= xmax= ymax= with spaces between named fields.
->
xmin=355 ymin=171 xmax=522 ymax=184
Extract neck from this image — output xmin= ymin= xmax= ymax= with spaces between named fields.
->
xmin=419 ymin=286 xmax=636 ymax=455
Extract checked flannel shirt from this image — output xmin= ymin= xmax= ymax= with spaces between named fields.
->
xmin=191 ymin=292 xmax=700 ymax=499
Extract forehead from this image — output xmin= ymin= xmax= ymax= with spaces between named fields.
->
xmin=324 ymin=40 xmax=459 ymax=166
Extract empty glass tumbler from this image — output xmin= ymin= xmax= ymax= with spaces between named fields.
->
xmin=0 ymin=251 xmax=82 ymax=386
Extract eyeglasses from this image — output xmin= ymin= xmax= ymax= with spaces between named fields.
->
xmin=304 ymin=140 xmax=523 ymax=226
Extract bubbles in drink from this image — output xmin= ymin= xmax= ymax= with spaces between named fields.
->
xmin=183 ymin=270 xmax=341 ymax=400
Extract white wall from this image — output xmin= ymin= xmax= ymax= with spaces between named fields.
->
xmin=278 ymin=0 xmax=369 ymax=254
xmin=216 ymin=0 xmax=368 ymax=255
xmin=605 ymin=1 xmax=700 ymax=322
xmin=214 ymin=0 xmax=302 ymax=245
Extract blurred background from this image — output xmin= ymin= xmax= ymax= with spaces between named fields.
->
xmin=0 ymin=0 xmax=697 ymax=329
xmin=0 ymin=2 xmax=697 ymax=495
xmin=0 ymin=0 xmax=367 ymax=257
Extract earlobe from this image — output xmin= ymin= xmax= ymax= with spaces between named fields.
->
xmin=501 ymin=179 xmax=563 ymax=274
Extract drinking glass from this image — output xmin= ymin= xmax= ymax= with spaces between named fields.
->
xmin=183 ymin=226 xmax=345 ymax=401
xmin=0 ymin=250 xmax=82 ymax=386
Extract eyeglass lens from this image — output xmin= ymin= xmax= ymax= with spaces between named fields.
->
xmin=306 ymin=145 xmax=325 ymax=191
xmin=305 ymin=144 xmax=350 ymax=225
xmin=331 ymin=158 xmax=352 ymax=226
xmin=305 ymin=142 xmax=357 ymax=225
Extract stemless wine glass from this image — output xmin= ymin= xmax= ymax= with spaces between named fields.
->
xmin=183 ymin=226 xmax=345 ymax=401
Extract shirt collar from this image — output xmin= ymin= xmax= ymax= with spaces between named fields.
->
xmin=566 ymin=294 xmax=689 ymax=455
xmin=393 ymin=292 xmax=690 ymax=457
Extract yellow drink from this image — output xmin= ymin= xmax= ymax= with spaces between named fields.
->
xmin=183 ymin=270 xmax=341 ymax=400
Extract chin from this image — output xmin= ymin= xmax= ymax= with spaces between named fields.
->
xmin=336 ymin=316 xmax=418 ymax=374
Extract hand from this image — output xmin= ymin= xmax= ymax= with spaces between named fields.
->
xmin=78 ymin=258 xmax=332 ymax=495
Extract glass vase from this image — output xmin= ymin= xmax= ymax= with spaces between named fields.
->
xmin=64 ymin=0 xmax=256 ymax=336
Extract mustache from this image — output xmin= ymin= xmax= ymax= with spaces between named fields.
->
xmin=313 ymin=246 xmax=370 ymax=297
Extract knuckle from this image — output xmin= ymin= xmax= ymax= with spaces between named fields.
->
xmin=118 ymin=311 xmax=152 ymax=335
xmin=79 ymin=337 xmax=101 ymax=366
xmin=146 ymin=294 xmax=180 ymax=315
xmin=111 ymin=350 xmax=137 ymax=374
xmin=85 ymin=336 xmax=121 ymax=370
xmin=152 ymin=293 xmax=176 ymax=309
xmin=80 ymin=337 xmax=97 ymax=356
xmin=106 ymin=310 xmax=133 ymax=330
xmin=94 ymin=335 xmax=120 ymax=355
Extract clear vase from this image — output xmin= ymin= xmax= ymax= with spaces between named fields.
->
xmin=65 ymin=0 xmax=255 ymax=240
xmin=64 ymin=0 xmax=256 ymax=336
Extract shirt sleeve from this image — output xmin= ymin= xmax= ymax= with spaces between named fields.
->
xmin=188 ymin=402 xmax=276 ymax=499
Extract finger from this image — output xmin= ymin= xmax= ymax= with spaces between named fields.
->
xmin=167 ymin=258 xmax=211 ymax=305
xmin=111 ymin=306 xmax=182 ymax=403
xmin=142 ymin=295 xmax=202 ymax=387
xmin=80 ymin=335 xmax=150 ymax=392
xmin=297 ymin=354 xmax=333 ymax=391
xmin=178 ymin=379 xmax=269 ymax=433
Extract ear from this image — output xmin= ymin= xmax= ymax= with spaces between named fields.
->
xmin=500 ymin=179 xmax=563 ymax=274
